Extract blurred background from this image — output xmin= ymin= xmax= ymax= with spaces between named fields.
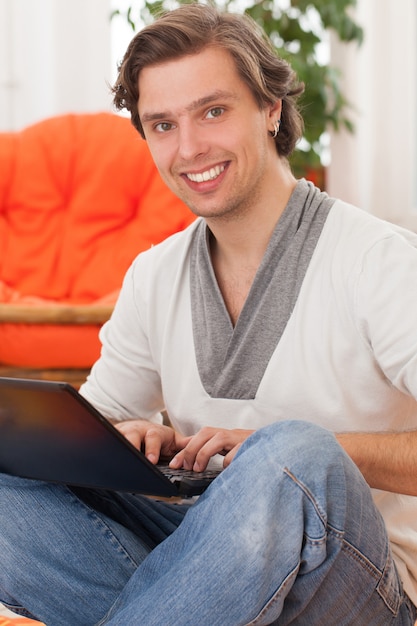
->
xmin=0 ymin=0 xmax=415 ymax=229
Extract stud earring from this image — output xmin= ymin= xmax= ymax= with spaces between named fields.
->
xmin=270 ymin=119 xmax=281 ymax=138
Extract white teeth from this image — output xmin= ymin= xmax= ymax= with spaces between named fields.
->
xmin=186 ymin=164 xmax=225 ymax=183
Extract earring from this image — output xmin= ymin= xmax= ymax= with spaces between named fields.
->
xmin=271 ymin=119 xmax=281 ymax=138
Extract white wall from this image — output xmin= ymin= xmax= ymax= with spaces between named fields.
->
xmin=327 ymin=0 xmax=417 ymax=228
xmin=0 ymin=0 xmax=112 ymax=131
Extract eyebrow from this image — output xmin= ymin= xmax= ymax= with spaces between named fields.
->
xmin=140 ymin=90 xmax=238 ymax=124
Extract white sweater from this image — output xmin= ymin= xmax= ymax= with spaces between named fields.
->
xmin=82 ymin=199 xmax=417 ymax=605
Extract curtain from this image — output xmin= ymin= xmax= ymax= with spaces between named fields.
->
xmin=327 ymin=0 xmax=417 ymax=229
xmin=0 ymin=0 xmax=112 ymax=131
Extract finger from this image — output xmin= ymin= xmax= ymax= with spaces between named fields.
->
xmin=115 ymin=422 xmax=143 ymax=450
xmin=223 ymin=443 xmax=242 ymax=468
xmin=193 ymin=430 xmax=253 ymax=470
xmin=143 ymin=427 xmax=163 ymax=464
xmin=169 ymin=436 xmax=208 ymax=470
xmin=173 ymin=434 xmax=193 ymax=452
xmin=174 ymin=429 xmax=228 ymax=472
xmin=169 ymin=448 xmax=186 ymax=469
xmin=192 ymin=432 xmax=231 ymax=471
xmin=169 ymin=435 xmax=199 ymax=469
xmin=172 ymin=429 xmax=217 ymax=470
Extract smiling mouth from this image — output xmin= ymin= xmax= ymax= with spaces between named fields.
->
xmin=186 ymin=164 xmax=226 ymax=183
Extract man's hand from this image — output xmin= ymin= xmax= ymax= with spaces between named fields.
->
xmin=115 ymin=419 xmax=191 ymax=465
xmin=169 ymin=427 xmax=254 ymax=472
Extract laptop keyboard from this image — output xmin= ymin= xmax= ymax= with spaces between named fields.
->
xmin=157 ymin=465 xmax=221 ymax=495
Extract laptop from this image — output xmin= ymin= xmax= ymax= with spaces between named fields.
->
xmin=0 ymin=377 xmax=221 ymax=498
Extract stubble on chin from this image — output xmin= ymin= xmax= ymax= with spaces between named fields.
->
xmin=187 ymin=188 xmax=262 ymax=225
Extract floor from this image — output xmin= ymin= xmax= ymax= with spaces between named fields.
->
xmin=0 ymin=604 xmax=43 ymax=625
xmin=0 ymin=605 xmax=14 ymax=616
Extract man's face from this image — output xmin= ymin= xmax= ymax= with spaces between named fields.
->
xmin=138 ymin=46 xmax=279 ymax=221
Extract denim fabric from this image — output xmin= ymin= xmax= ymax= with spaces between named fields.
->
xmin=0 ymin=421 xmax=415 ymax=625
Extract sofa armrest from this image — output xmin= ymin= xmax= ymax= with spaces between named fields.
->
xmin=0 ymin=304 xmax=113 ymax=324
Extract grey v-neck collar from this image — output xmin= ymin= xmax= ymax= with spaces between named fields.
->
xmin=190 ymin=179 xmax=334 ymax=399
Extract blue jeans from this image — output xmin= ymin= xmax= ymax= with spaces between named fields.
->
xmin=0 ymin=421 xmax=415 ymax=625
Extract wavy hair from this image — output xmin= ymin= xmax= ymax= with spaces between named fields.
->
xmin=112 ymin=3 xmax=304 ymax=158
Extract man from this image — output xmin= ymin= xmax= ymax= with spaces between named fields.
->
xmin=1 ymin=4 xmax=416 ymax=624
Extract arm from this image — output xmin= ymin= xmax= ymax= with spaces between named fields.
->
xmin=118 ymin=418 xmax=417 ymax=494
xmin=338 ymin=232 xmax=417 ymax=497
xmin=337 ymin=430 xmax=417 ymax=496
xmin=80 ymin=260 xmax=167 ymax=422
xmin=170 ymin=426 xmax=417 ymax=494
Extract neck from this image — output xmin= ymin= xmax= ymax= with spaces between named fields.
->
xmin=206 ymin=167 xmax=297 ymax=325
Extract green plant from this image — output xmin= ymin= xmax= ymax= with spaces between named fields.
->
xmin=111 ymin=0 xmax=364 ymax=178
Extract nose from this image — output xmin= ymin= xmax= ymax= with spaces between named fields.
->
xmin=177 ymin=119 xmax=208 ymax=161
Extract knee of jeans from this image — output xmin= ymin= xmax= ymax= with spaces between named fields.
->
xmin=242 ymin=420 xmax=344 ymax=471
xmin=237 ymin=421 xmax=360 ymax=519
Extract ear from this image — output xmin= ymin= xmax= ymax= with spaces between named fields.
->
xmin=267 ymin=100 xmax=282 ymax=126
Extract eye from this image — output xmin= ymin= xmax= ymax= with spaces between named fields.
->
xmin=155 ymin=121 xmax=175 ymax=133
xmin=206 ymin=107 xmax=224 ymax=119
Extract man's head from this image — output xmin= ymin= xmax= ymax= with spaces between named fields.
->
xmin=112 ymin=3 xmax=304 ymax=159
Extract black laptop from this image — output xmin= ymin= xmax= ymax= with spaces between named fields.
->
xmin=0 ymin=377 xmax=220 ymax=498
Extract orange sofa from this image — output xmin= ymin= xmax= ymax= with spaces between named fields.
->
xmin=0 ymin=112 xmax=194 ymax=381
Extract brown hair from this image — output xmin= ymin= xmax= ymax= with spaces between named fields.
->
xmin=112 ymin=3 xmax=304 ymax=158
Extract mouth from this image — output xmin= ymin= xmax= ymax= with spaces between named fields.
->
xmin=185 ymin=163 xmax=227 ymax=184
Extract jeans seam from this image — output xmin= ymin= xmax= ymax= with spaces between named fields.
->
xmin=244 ymin=469 xmax=333 ymax=626
xmin=283 ymin=470 xmax=402 ymax=616
xmin=67 ymin=488 xmax=142 ymax=569
xmin=340 ymin=535 xmax=402 ymax=616
xmin=283 ymin=467 xmax=330 ymax=531
xmin=244 ymin=563 xmax=300 ymax=626
xmin=339 ymin=537 xmax=382 ymax=582
xmin=244 ymin=535 xmax=402 ymax=626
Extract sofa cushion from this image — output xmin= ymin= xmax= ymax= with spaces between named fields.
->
xmin=0 ymin=112 xmax=194 ymax=367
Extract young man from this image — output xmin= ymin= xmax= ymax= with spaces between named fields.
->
xmin=1 ymin=4 xmax=417 ymax=624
